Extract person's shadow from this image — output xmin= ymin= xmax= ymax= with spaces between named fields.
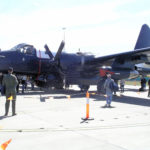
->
xmin=0 ymin=115 xmax=12 ymax=120
xmin=101 ymin=105 xmax=116 ymax=108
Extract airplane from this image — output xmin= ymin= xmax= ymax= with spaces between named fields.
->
xmin=0 ymin=25 xmax=150 ymax=92
xmin=134 ymin=24 xmax=150 ymax=76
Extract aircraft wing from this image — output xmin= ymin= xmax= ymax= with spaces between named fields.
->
xmin=85 ymin=47 xmax=150 ymax=67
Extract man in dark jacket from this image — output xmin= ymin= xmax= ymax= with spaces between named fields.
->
xmin=104 ymin=73 xmax=114 ymax=107
xmin=2 ymin=67 xmax=18 ymax=116
xmin=148 ymin=78 xmax=150 ymax=97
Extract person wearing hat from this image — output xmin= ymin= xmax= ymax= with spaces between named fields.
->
xmin=2 ymin=67 xmax=18 ymax=116
xmin=104 ymin=73 xmax=114 ymax=107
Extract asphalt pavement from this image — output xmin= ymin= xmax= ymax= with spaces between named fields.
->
xmin=0 ymin=85 xmax=150 ymax=150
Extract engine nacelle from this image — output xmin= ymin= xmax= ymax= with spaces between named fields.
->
xmin=99 ymin=68 xmax=139 ymax=80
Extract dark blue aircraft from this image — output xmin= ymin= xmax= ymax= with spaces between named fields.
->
xmin=0 ymin=25 xmax=150 ymax=91
xmin=134 ymin=24 xmax=150 ymax=75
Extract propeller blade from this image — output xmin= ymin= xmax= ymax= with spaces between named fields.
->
xmin=54 ymin=41 xmax=65 ymax=61
xmin=44 ymin=44 xmax=54 ymax=59
xmin=45 ymin=41 xmax=65 ymax=80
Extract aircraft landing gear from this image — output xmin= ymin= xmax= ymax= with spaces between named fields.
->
xmin=54 ymin=81 xmax=64 ymax=89
xmin=54 ymin=84 xmax=64 ymax=89
xmin=79 ymin=85 xmax=90 ymax=92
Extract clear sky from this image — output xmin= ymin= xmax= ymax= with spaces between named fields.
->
xmin=0 ymin=0 xmax=150 ymax=56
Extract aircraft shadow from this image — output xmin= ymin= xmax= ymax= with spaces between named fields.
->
xmin=17 ymin=87 xmax=150 ymax=107
xmin=124 ymin=88 xmax=147 ymax=92
xmin=113 ymin=95 xmax=150 ymax=107
xmin=92 ymin=93 xmax=150 ymax=107
xmin=17 ymin=87 xmax=84 ymax=96
xmin=51 ymin=92 xmax=150 ymax=108
xmin=40 ymin=91 xmax=90 ymax=101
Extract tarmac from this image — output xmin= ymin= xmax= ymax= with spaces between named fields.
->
xmin=0 ymin=85 xmax=150 ymax=150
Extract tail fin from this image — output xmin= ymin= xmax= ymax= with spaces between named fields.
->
xmin=134 ymin=24 xmax=150 ymax=50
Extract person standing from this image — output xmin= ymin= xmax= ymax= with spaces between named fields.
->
xmin=120 ymin=79 xmax=125 ymax=93
xmin=2 ymin=67 xmax=18 ymax=116
xmin=16 ymin=76 xmax=20 ymax=93
xmin=140 ymin=76 xmax=147 ymax=91
xmin=21 ymin=75 xmax=27 ymax=93
xmin=0 ymin=73 xmax=3 ymax=95
xmin=104 ymin=73 xmax=114 ymax=107
xmin=148 ymin=78 xmax=150 ymax=97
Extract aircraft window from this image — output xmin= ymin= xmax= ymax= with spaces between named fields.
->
xmin=20 ymin=48 xmax=24 ymax=53
xmin=26 ymin=48 xmax=32 ymax=54
xmin=10 ymin=45 xmax=18 ymax=51
xmin=24 ymin=49 xmax=27 ymax=54
xmin=21 ymin=46 xmax=36 ymax=55
xmin=10 ymin=44 xmax=36 ymax=55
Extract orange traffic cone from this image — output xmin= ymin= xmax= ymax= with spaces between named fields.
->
xmin=81 ymin=91 xmax=94 ymax=121
xmin=0 ymin=139 xmax=12 ymax=150
xmin=67 ymin=95 xmax=71 ymax=100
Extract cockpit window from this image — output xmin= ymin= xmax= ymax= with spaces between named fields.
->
xmin=10 ymin=43 xmax=36 ymax=55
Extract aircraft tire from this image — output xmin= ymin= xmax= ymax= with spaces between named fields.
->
xmin=79 ymin=85 xmax=90 ymax=92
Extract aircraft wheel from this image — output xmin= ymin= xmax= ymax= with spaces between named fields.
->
xmin=79 ymin=85 xmax=90 ymax=92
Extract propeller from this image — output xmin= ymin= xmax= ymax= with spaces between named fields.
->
xmin=44 ymin=41 xmax=65 ymax=61
xmin=44 ymin=44 xmax=54 ymax=60
xmin=44 ymin=40 xmax=65 ymax=78
xmin=54 ymin=40 xmax=65 ymax=61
